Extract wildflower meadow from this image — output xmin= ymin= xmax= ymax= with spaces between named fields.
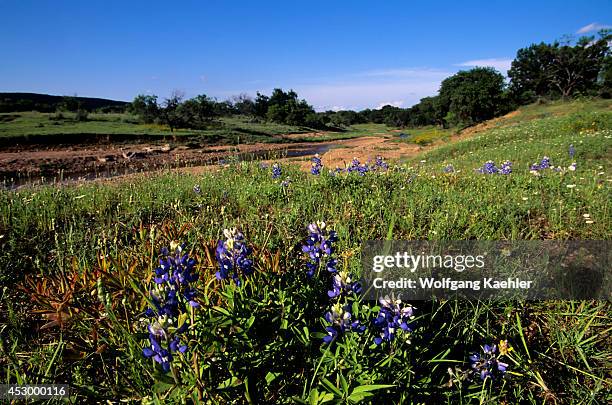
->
xmin=0 ymin=106 xmax=610 ymax=403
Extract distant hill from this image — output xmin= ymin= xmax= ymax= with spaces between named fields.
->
xmin=0 ymin=92 xmax=128 ymax=113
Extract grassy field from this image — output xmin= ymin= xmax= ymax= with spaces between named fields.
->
xmin=0 ymin=112 xmax=316 ymax=144
xmin=0 ymin=100 xmax=610 ymax=403
xmin=0 ymin=112 xmax=395 ymax=145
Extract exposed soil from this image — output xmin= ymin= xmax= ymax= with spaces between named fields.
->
xmin=0 ymin=138 xmax=337 ymax=184
xmin=1 ymin=116 xmax=503 ymax=186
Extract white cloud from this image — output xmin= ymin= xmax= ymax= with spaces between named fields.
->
xmin=577 ymin=22 xmax=611 ymax=34
xmin=456 ymin=58 xmax=513 ymax=73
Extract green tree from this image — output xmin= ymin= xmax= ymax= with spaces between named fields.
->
xmin=439 ymin=67 xmax=508 ymax=126
xmin=161 ymin=91 xmax=185 ymax=132
xmin=129 ymin=94 xmax=160 ymax=124
xmin=253 ymin=92 xmax=269 ymax=118
xmin=231 ymin=93 xmax=256 ymax=115
xmin=508 ymin=42 xmax=557 ymax=102
xmin=547 ymin=34 xmax=610 ymax=98
xmin=509 ymin=31 xmax=611 ymax=101
xmin=178 ymin=94 xmax=217 ymax=128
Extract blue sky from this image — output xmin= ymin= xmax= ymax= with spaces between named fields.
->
xmin=1 ymin=1 xmax=610 ymax=111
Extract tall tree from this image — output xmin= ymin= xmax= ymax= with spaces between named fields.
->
xmin=509 ymin=31 xmax=611 ymax=101
xmin=161 ymin=90 xmax=185 ymax=132
xmin=508 ymin=42 xmax=557 ymax=102
xmin=129 ymin=94 xmax=159 ymax=123
xmin=439 ymin=67 xmax=507 ymax=126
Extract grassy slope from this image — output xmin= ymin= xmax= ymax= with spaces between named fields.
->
xmin=0 ymin=100 xmax=610 ymax=402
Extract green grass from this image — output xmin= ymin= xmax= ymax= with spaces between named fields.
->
xmin=0 ymin=100 xmax=611 ymax=402
xmin=0 ymin=112 xmax=318 ymax=144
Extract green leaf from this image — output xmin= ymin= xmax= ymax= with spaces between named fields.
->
xmin=320 ymin=378 xmax=342 ymax=397
xmin=339 ymin=373 xmax=349 ymax=395
xmin=213 ymin=306 xmax=231 ymax=316
xmin=265 ymin=371 xmax=281 ymax=385
xmin=351 ymin=384 xmax=395 ymax=394
xmin=308 ymin=388 xmax=319 ymax=405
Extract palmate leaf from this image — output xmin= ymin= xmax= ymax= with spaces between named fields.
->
xmin=347 ymin=384 xmax=395 ymax=403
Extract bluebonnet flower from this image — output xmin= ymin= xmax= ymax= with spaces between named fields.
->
xmin=477 ymin=160 xmax=499 ymax=174
xmin=372 ymin=156 xmax=389 ymax=171
xmin=530 ymin=156 xmax=551 ymax=171
xmin=281 ymin=177 xmax=291 ymax=187
xmin=143 ymin=314 xmax=188 ymax=372
xmin=152 ymin=243 xmax=199 ymax=307
xmin=143 ymin=243 xmax=198 ymax=372
xmin=569 ymin=144 xmax=575 ymax=159
xmin=311 ymin=154 xmax=323 ymax=175
xmin=347 ymin=157 xmax=360 ymax=172
xmin=271 ymin=163 xmax=282 ymax=179
xmin=372 ymin=295 xmax=414 ymax=345
xmin=193 ymin=184 xmax=201 ymax=194
xmin=347 ymin=158 xmax=369 ymax=175
xmin=469 ymin=343 xmax=509 ymax=380
xmin=443 ymin=164 xmax=455 ymax=173
xmin=323 ymin=302 xmax=365 ymax=344
xmin=499 ymin=161 xmax=512 ymax=175
xmin=215 ymin=228 xmax=254 ymax=284
xmin=302 ymin=221 xmax=338 ymax=277
xmin=476 ymin=160 xmax=512 ymax=175
xmin=327 ymin=269 xmax=362 ymax=298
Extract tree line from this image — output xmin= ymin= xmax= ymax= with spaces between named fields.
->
xmin=128 ymin=30 xmax=610 ymax=131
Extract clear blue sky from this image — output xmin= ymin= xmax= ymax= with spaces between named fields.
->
xmin=1 ymin=1 xmax=610 ymax=110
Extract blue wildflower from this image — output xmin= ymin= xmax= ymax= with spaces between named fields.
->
xmin=477 ymin=160 xmax=512 ymax=175
xmin=142 ymin=314 xmax=189 ymax=372
xmin=323 ymin=302 xmax=365 ymax=344
xmin=271 ymin=163 xmax=282 ymax=179
xmin=347 ymin=158 xmax=369 ymax=175
xmin=443 ymin=164 xmax=455 ymax=173
xmin=311 ymin=154 xmax=323 ymax=175
xmin=374 ymin=156 xmax=389 ymax=170
xmin=569 ymin=144 xmax=575 ymax=159
xmin=469 ymin=343 xmax=509 ymax=380
xmin=143 ymin=243 xmax=197 ymax=372
xmin=281 ymin=177 xmax=291 ymax=187
xmin=193 ymin=184 xmax=201 ymax=194
xmin=302 ymin=222 xmax=338 ymax=277
xmin=327 ymin=269 xmax=362 ymax=298
xmin=530 ymin=156 xmax=551 ymax=171
xmin=477 ymin=160 xmax=499 ymax=174
xmin=152 ymin=244 xmax=199 ymax=306
xmin=372 ymin=295 xmax=414 ymax=345
xmin=215 ymin=228 xmax=254 ymax=284
xmin=500 ymin=161 xmax=512 ymax=175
